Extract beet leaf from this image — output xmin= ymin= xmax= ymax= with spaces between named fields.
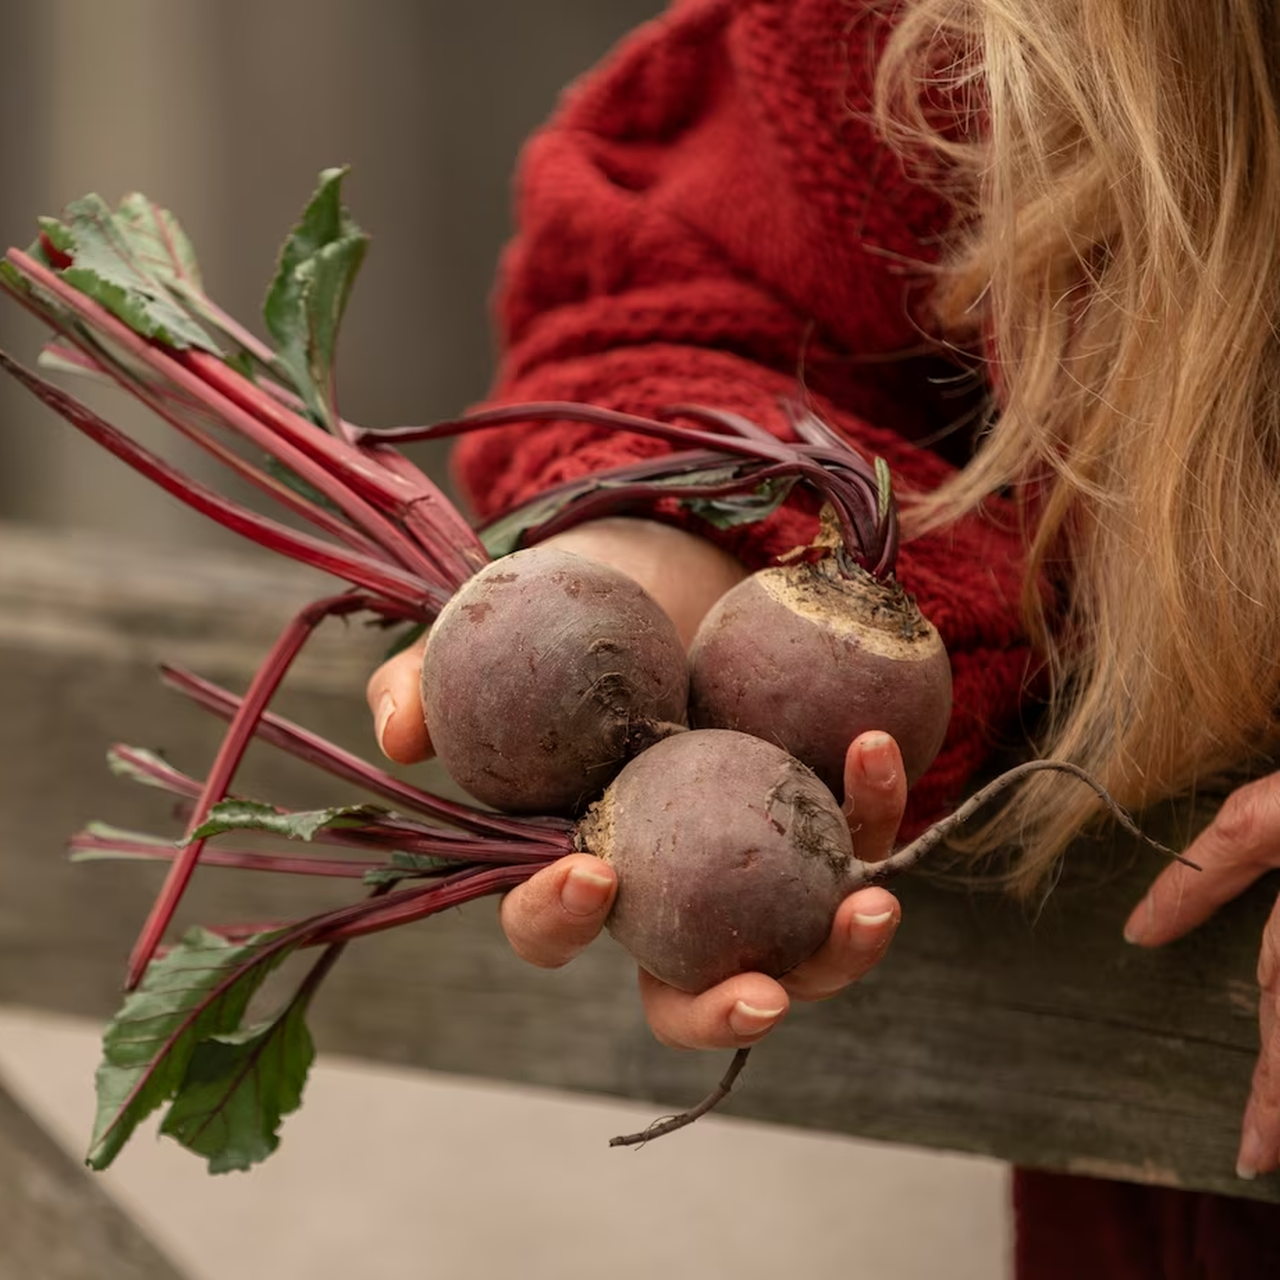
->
xmin=362 ymin=850 xmax=458 ymax=887
xmin=106 ymin=745 xmax=194 ymax=794
xmin=185 ymin=799 xmax=388 ymax=844
xmin=261 ymin=167 xmax=368 ymax=433
xmin=156 ymin=991 xmax=315 ymax=1174
xmin=70 ymin=822 xmax=173 ymax=861
xmin=683 ymin=475 xmax=798 ymax=530
xmin=23 ymin=194 xmax=220 ymax=354
xmin=87 ymin=925 xmax=301 ymax=1171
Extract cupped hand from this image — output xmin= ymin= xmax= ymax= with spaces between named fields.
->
xmin=1123 ymin=772 xmax=1280 ymax=1180
xmin=498 ymin=730 xmax=905 ymax=1050
xmin=366 ymin=640 xmax=904 ymax=1052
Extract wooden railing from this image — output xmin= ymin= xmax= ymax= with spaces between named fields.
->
xmin=1 ymin=520 xmax=1274 ymax=1227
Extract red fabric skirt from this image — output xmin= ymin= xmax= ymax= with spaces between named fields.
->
xmin=1014 ymin=1169 xmax=1280 ymax=1279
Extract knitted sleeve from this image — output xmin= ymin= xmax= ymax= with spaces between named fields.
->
xmin=453 ymin=0 xmax=1030 ymax=830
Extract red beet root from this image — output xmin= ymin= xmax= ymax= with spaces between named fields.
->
xmin=579 ymin=729 xmax=855 ymax=992
xmin=422 ymin=545 xmax=690 ymax=814
xmin=688 ymin=560 xmax=952 ymax=796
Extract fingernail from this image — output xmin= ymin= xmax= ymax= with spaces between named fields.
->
xmin=729 ymin=1001 xmax=786 ymax=1037
xmin=853 ymin=908 xmax=896 ymax=928
xmin=1123 ymin=897 xmax=1152 ymax=945
xmin=375 ymin=691 xmax=397 ymax=755
xmin=560 ymin=864 xmax=614 ymax=917
xmin=850 ymin=888 xmax=898 ymax=932
xmin=1237 ymin=1126 xmax=1265 ymax=1181
xmin=859 ymin=733 xmax=897 ymax=788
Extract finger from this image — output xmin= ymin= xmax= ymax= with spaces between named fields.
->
xmin=1238 ymin=993 xmax=1280 ymax=1178
xmin=842 ymin=732 xmax=907 ymax=864
xmin=781 ymin=886 xmax=901 ymax=1001
xmin=365 ymin=637 xmax=433 ymax=764
xmin=1240 ymin=895 xmax=1280 ymax=1179
xmin=1124 ymin=780 xmax=1280 ymax=946
xmin=499 ymin=854 xmax=616 ymax=969
xmin=638 ymin=967 xmax=791 ymax=1050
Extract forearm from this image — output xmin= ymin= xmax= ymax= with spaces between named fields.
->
xmin=542 ymin=517 xmax=747 ymax=648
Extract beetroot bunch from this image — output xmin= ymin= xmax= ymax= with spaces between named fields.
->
xmin=0 ymin=174 xmax=1182 ymax=1172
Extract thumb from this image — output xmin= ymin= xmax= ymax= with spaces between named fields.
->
xmin=365 ymin=637 xmax=433 ymax=764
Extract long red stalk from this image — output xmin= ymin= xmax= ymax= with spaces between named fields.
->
xmin=70 ymin=831 xmax=379 ymax=879
xmin=125 ymin=593 xmax=401 ymax=989
xmin=158 ymin=664 xmax=575 ymax=842
xmin=6 ymin=249 xmax=476 ymax=590
xmin=0 ymin=349 xmax=437 ymax=610
xmin=309 ymin=864 xmax=540 ymax=944
xmin=44 ymin=340 xmax=392 ymax=561
xmin=108 ymin=742 xmax=560 ymax=859
xmin=362 ymin=400 xmax=893 ymax=577
xmin=189 ymin=352 xmax=486 ymax=584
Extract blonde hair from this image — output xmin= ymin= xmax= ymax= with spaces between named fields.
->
xmin=872 ymin=0 xmax=1280 ymax=893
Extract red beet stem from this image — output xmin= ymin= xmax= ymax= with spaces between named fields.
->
xmin=157 ymin=664 xmax=575 ymax=844
xmin=361 ymin=400 xmax=895 ymax=577
xmin=0 ymin=349 xmax=438 ymax=611
xmin=4 ymin=248 xmax=489 ymax=591
xmin=124 ymin=594 xmax=396 ymax=989
xmin=310 ymin=864 xmax=540 ymax=944
xmin=5 ymin=251 xmax=442 ymax=583
xmin=518 ymin=463 xmax=804 ymax=546
xmin=108 ymin=744 xmax=562 ymax=865
xmin=189 ymin=351 xmax=486 ymax=585
xmin=46 ymin=340 xmax=391 ymax=562
xmin=852 ymin=760 xmax=1199 ymax=890
xmin=69 ymin=831 xmax=379 ymax=879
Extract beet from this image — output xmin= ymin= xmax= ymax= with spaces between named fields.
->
xmin=688 ymin=560 xmax=952 ymax=795
xmin=577 ymin=729 xmax=855 ymax=992
xmin=422 ymin=545 xmax=690 ymax=814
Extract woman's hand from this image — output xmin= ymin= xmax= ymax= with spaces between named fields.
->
xmin=365 ymin=518 xmax=905 ymax=1051
xmin=1123 ymin=773 xmax=1280 ymax=1180
xmin=495 ymin=730 xmax=904 ymax=1050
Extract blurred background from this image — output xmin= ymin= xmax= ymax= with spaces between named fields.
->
xmin=0 ymin=0 xmax=664 ymax=540
xmin=0 ymin=4 xmax=1009 ymax=1277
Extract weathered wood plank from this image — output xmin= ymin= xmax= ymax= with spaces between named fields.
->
xmin=0 ymin=1073 xmax=185 ymax=1279
xmin=0 ymin=521 xmax=1274 ymax=1202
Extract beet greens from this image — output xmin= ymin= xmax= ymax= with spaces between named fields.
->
xmin=0 ymin=172 xmax=1194 ymax=1175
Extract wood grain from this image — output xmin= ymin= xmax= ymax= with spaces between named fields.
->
xmin=0 ymin=522 xmax=1274 ymax=1201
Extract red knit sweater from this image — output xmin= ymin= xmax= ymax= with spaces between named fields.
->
xmin=454 ymin=0 xmax=1030 ymax=832
xmin=460 ymin=5 xmax=1280 ymax=1261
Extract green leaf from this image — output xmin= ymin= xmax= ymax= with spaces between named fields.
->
xmin=159 ymin=997 xmax=314 ymax=1173
xmin=47 ymin=194 xmax=221 ymax=352
xmin=106 ymin=745 xmax=177 ymax=790
xmin=87 ymin=926 xmax=295 ymax=1171
xmin=185 ymin=799 xmax=386 ymax=844
xmin=478 ymin=462 xmax=769 ymax=557
xmin=70 ymin=823 xmax=172 ymax=863
xmin=874 ymin=456 xmax=893 ymax=535
xmin=479 ymin=488 xmax=584 ymax=558
xmin=35 ymin=217 xmax=74 ymax=261
xmin=262 ymin=168 xmax=369 ymax=431
xmin=683 ymin=476 xmax=797 ymax=529
xmin=83 ymin=821 xmax=170 ymax=845
xmin=363 ymin=849 xmax=455 ymax=887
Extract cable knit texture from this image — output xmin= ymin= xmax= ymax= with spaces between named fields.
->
xmin=454 ymin=0 xmax=1029 ymax=833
